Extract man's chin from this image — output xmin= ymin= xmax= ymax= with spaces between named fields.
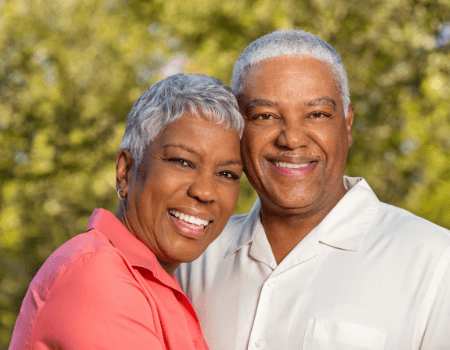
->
xmin=259 ymin=190 xmax=322 ymax=214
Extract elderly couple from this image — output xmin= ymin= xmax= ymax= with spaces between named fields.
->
xmin=10 ymin=30 xmax=450 ymax=349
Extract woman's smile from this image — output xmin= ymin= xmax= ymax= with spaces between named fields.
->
xmin=117 ymin=112 xmax=242 ymax=273
xmin=168 ymin=209 xmax=212 ymax=238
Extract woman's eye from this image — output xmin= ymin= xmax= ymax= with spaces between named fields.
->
xmin=169 ymin=158 xmax=193 ymax=168
xmin=218 ymin=171 xmax=239 ymax=180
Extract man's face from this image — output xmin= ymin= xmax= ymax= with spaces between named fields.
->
xmin=240 ymin=55 xmax=354 ymax=217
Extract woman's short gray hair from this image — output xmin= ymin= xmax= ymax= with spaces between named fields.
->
xmin=231 ymin=30 xmax=350 ymax=117
xmin=120 ymin=73 xmax=244 ymax=165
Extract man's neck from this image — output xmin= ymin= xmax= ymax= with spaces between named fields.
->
xmin=260 ymin=188 xmax=347 ymax=265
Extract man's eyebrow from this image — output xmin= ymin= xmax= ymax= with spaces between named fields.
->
xmin=306 ymin=97 xmax=336 ymax=109
xmin=244 ymin=98 xmax=278 ymax=113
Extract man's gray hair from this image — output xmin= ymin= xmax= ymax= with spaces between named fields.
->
xmin=231 ymin=30 xmax=350 ymax=117
xmin=120 ymin=73 xmax=244 ymax=165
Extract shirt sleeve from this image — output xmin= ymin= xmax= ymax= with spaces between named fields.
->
xmin=31 ymin=249 xmax=165 ymax=350
xmin=415 ymin=247 xmax=450 ymax=349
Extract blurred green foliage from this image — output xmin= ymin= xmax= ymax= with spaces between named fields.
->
xmin=1 ymin=0 xmax=450 ymax=346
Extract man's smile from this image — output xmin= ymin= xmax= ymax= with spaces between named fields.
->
xmin=264 ymin=153 xmax=321 ymax=177
xmin=268 ymin=161 xmax=317 ymax=178
xmin=272 ymin=161 xmax=312 ymax=169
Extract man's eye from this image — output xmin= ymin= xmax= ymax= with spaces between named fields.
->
xmin=255 ymin=114 xmax=274 ymax=120
xmin=217 ymin=171 xmax=239 ymax=180
xmin=310 ymin=112 xmax=329 ymax=118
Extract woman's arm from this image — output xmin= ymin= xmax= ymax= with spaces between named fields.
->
xmin=30 ymin=249 xmax=165 ymax=350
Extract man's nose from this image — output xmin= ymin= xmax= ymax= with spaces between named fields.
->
xmin=187 ymin=172 xmax=217 ymax=203
xmin=276 ymin=121 xmax=310 ymax=149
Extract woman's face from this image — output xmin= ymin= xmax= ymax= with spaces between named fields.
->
xmin=117 ymin=114 xmax=242 ymax=274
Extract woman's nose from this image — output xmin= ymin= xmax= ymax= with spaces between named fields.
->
xmin=187 ymin=173 xmax=217 ymax=203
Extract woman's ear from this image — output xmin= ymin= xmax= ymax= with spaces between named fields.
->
xmin=116 ymin=149 xmax=134 ymax=198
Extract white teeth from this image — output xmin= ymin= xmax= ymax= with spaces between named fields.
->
xmin=274 ymin=161 xmax=311 ymax=169
xmin=168 ymin=210 xmax=209 ymax=227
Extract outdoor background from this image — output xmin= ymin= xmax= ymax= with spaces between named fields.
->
xmin=1 ymin=0 xmax=449 ymax=346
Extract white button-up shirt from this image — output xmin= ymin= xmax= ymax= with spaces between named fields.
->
xmin=176 ymin=177 xmax=450 ymax=350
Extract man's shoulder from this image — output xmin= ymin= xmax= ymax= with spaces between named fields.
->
xmin=348 ymin=177 xmax=450 ymax=246
xmin=374 ymin=201 xmax=450 ymax=249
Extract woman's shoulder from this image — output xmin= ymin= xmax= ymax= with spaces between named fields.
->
xmin=20 ymin=230 xmax=167 ymax=349
xmin=30 ymin=230 xmax=126 ymax=298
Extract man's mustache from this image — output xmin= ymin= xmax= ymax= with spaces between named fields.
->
xmin=262 ymin=151 xmax=321 ymax=159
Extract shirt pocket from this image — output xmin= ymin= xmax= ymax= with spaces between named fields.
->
xmin=303 ymin=319 xmax=387 ymax=350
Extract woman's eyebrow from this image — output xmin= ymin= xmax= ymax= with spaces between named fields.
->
xmin=163 ymin=144 xmax=199 ymax=156
xmin=163 ymin=144 xmax=242 ymax=166
xmin=220 ymin=159 xmax=243 ymax=166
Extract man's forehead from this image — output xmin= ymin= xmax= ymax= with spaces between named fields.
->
xmin=246 ymin=55 xmax=335 ymax=78
xmin=240 ymin=56 xmax=341 ymax=104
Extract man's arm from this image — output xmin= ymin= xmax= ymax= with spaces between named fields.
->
xmin=415 ymin=247 xmax=450 ymax=349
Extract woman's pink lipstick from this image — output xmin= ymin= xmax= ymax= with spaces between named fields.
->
xmin=168 ymin=212 xmax=208 ymax=238
xmin=269 ymin=161 xmax=316 ymax=178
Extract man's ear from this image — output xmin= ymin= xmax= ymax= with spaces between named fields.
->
xmin=116 ymin=149 xmax=134 ymax=198
xmin=346 ymin=104 xmax=354 ymax=148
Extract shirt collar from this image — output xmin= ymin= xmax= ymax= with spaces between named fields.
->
xmin=316 ymin=177 xmax=380 ymax=251
xmin=225 ymin=198 xmax=263 ymax=258
xmin=87 ymin=209 xmax=181 ymax=290
xmin=225 ymin=176 xmax=380 ymax=256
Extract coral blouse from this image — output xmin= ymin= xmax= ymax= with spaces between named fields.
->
xmin=10 ymin=208 xmax=208 ymax=350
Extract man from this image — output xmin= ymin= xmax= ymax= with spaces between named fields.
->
xmin=176 ymin=30 xmax=450 ymax=349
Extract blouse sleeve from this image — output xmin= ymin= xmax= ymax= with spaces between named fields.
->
xmin=31 ymin=249 xmax=165 ymax=350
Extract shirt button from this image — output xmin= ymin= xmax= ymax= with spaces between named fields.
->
xmin=267 ymin=279 xmax=277 ymax=287
xmin=255 ymin=339 xmax=265 ymax=348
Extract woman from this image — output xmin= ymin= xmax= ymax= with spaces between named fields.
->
xmin=10 ymin=74 xmax=244 ymax=349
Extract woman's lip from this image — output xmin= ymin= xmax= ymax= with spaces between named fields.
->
xmin=168 ymin=207 xmax=213 ymax=222
xmin=269 ymin=161 xmax=317 ymax=178
xmin=168 ymin=212 xmax=208 ymax=238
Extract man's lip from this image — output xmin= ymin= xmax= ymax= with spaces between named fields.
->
xmin=268 ymin=160 xmax=317 ymax=178
xmin=265 ymin=154 xmax=320 ymax=164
